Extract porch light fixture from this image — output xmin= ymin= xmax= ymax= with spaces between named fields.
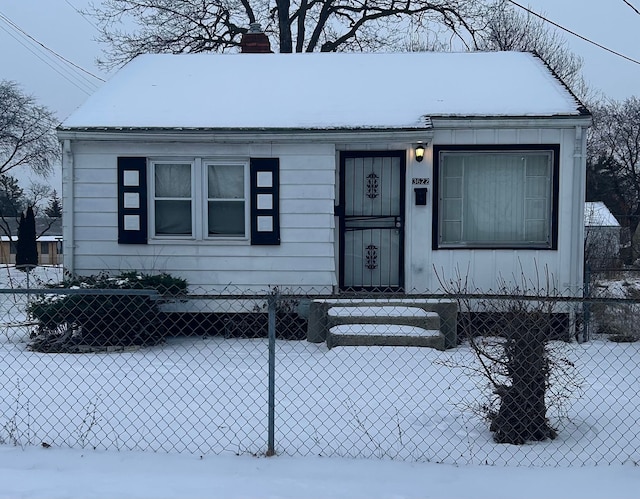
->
xmin=415 ymin=144 xmax=425 ymax=162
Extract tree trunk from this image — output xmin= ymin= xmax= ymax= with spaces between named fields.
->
xmin=490 ymin=314 xmax=557 ymax=444
xmin=276 ymin=0 xmax=293 ymax=52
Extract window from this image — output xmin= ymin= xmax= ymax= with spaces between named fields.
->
xmin=207 ymin=164 xmax=245 ymax=236
xmin=118 ymin=156 xmax=279 ymax=245
xmin=40 ymin=242 xmax=50 ymax=254
xmin=153 ymin=162 xmax=193 ymax=236
xmin=434 ymin=145 xmax=559 ymax=249
xmin=150 ymin=159 xmax=248 ymax=239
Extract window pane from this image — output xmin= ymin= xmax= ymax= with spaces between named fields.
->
xmin=526 ymin=220 xmax=546 ymax=241
xmin=155 ymin=200 xmax=192 ymax=235
xmin=440 ymin=151 xmax=552 ymax=246
xmin=443 ymin=177 xmax=462 ymax=198
xmin=526 ymin=156 xmax=549 ymax=176
xmin=208 ymin=164 xmax=244 ymax=199
xmin=526 ymin=198 xmax=548 ymax=220
xmin=526 ymin=177 xmax=549 ymax=197
xmin=443 ymin=199 xmax=462 ymax=221
xmin=208 ymin=201 xmax=244 ymax=236
xmin=155 ymin=164 xmax=191 ymax=198
xmin=442 ymin=221 xmax=462 ymax=242
xmin=445 ymin=155 xmax=464 ymax=176
xmin=41 ymin=242 xmax=49 ymax=253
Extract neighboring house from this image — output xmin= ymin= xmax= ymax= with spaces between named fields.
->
xmin=0 ymin=218 xmax=63 ymax=266
xmin=584 ymin=201 xmax=621 ymax=270
xmin=57 ymin=33 xmax=591 ymax=295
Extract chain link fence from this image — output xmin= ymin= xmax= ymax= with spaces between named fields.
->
xmin=1 ymin=270 xmax=640 ymax=466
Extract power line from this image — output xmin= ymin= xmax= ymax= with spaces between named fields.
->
xmin=622 ymin=0 xmax=640 ymax=16
xmin=0 ymin=22 xmax=97 ymax=95
xmin=0 ymin=17 xmax=98 ymax=95
xmin=64 ymin=0 xmax=102 ymax=30
xmin=506 ymin=0 xmax=640 ymax=66
xmin=0 ymin=10 xmax=105 ymax=82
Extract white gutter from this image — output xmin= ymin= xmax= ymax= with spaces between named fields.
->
xmin=62 ymin=139 xmax=74 ymax=273
xmin=571 ymin=125 xmax=588 ymax=296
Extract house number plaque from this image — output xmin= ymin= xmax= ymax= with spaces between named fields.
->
xmin=412 ymin=178 xmax=430 ymax=185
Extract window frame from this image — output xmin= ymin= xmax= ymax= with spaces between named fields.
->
xmin=149 ymin=158 xmax=250 ymax=242
xmin=432 ymin=144 xmax=560 ymax=250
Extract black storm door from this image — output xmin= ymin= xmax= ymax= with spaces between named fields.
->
xmin=339 ymin=152 xmax=405 ymax=290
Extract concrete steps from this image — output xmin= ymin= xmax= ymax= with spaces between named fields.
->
xmin=307 ymin=300 xmax=457 ymax=350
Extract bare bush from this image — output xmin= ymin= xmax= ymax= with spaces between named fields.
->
xmin=437 ymin=268 xmax=581 ymax=444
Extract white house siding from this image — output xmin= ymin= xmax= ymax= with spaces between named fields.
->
xmin=64 ymin=120 xmax=587 ymax=296
xmin=403 ymin=123 xmax=587 ymax=296
xmin=64 ymin=140 xmax=338 ymax=293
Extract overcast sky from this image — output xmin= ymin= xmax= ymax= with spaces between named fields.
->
xmin=0 ymin=0 xmax=639 ymax=121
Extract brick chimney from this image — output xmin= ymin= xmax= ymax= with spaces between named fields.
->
xmin=240 ymin=23 xmax=273 ymax=53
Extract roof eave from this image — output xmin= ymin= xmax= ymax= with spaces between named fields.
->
xmin=57 ymin=114 xmax=592 ymax=142
xmin=56 ymin=125 xmax=436 ymax=143
xmin=429 ymin=114 xmax=592 ymax=128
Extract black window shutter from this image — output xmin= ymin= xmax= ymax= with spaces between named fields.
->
xmin=118 ymin=157 xmax=148 ymax=244
xmin=250 ymin=158 xmax=280 ymax=245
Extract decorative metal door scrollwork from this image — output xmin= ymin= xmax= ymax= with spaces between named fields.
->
xmin=365 ymin=244 xmax=378 ymax=270
xmin=366 ymin=172 xmax=379 ymax=199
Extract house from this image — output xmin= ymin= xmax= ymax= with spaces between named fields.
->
xmin=584 ymin=201 xmax=621 ymax=270
xmin=57 ymin=34 xmax=591 ymax=296
xmin=0 ymin=218 xmax=63 ymax=266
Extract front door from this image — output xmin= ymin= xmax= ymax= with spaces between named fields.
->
xmin=339 ymin=152 xmax=405 ymax=290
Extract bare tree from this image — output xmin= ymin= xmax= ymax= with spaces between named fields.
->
xmin=476 ymin=0 xmax=588 ymax=99
xmin=0 ymin=81 xmax=60 ymax=177
xmin=0 ymin=174 xmax=26 ymax=247
xmin=87 ymin=0 xmax=489 ymax=68
xmin=587 ymin=97 xmax=640 ymax=263
xmin=25 ymin=182 xmax=60 ymax=239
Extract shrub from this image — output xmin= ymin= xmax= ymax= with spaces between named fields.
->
xmin=436 ymin=268 xmax=580 ymax=445
xmin=27 ymin=271 xmax=187 ymax=353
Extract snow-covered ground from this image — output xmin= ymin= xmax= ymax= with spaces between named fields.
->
xmin=1 ymin=446 xmax=639 ymax=499
xmin=1 ymin=265 xmax=640 ymax=497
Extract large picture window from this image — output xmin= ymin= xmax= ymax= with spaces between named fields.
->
xmin=151 ymin=159 xmax=248 ymax=240
xmin=434 ymin=145 xmax=559 ymax=249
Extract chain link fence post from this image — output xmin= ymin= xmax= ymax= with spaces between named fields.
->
xmin=583 ymin=264 xmax=591 ymax=343
xmin=267 ymin=291 xmax=277 ymax=456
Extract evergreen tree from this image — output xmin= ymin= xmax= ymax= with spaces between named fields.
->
xmin=16 ymin=206 xmax=38 ymax=271
xmin=0 ymin=175 xmax=25 ymax=218
xmin=44 ymin=190 xmax=62 ymax=218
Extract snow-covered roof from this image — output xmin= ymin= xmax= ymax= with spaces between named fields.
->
xmin=60 ymin=51 xmax=588 ymax=130
xmin=585 ymin=202 xmax=620 ymax=227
